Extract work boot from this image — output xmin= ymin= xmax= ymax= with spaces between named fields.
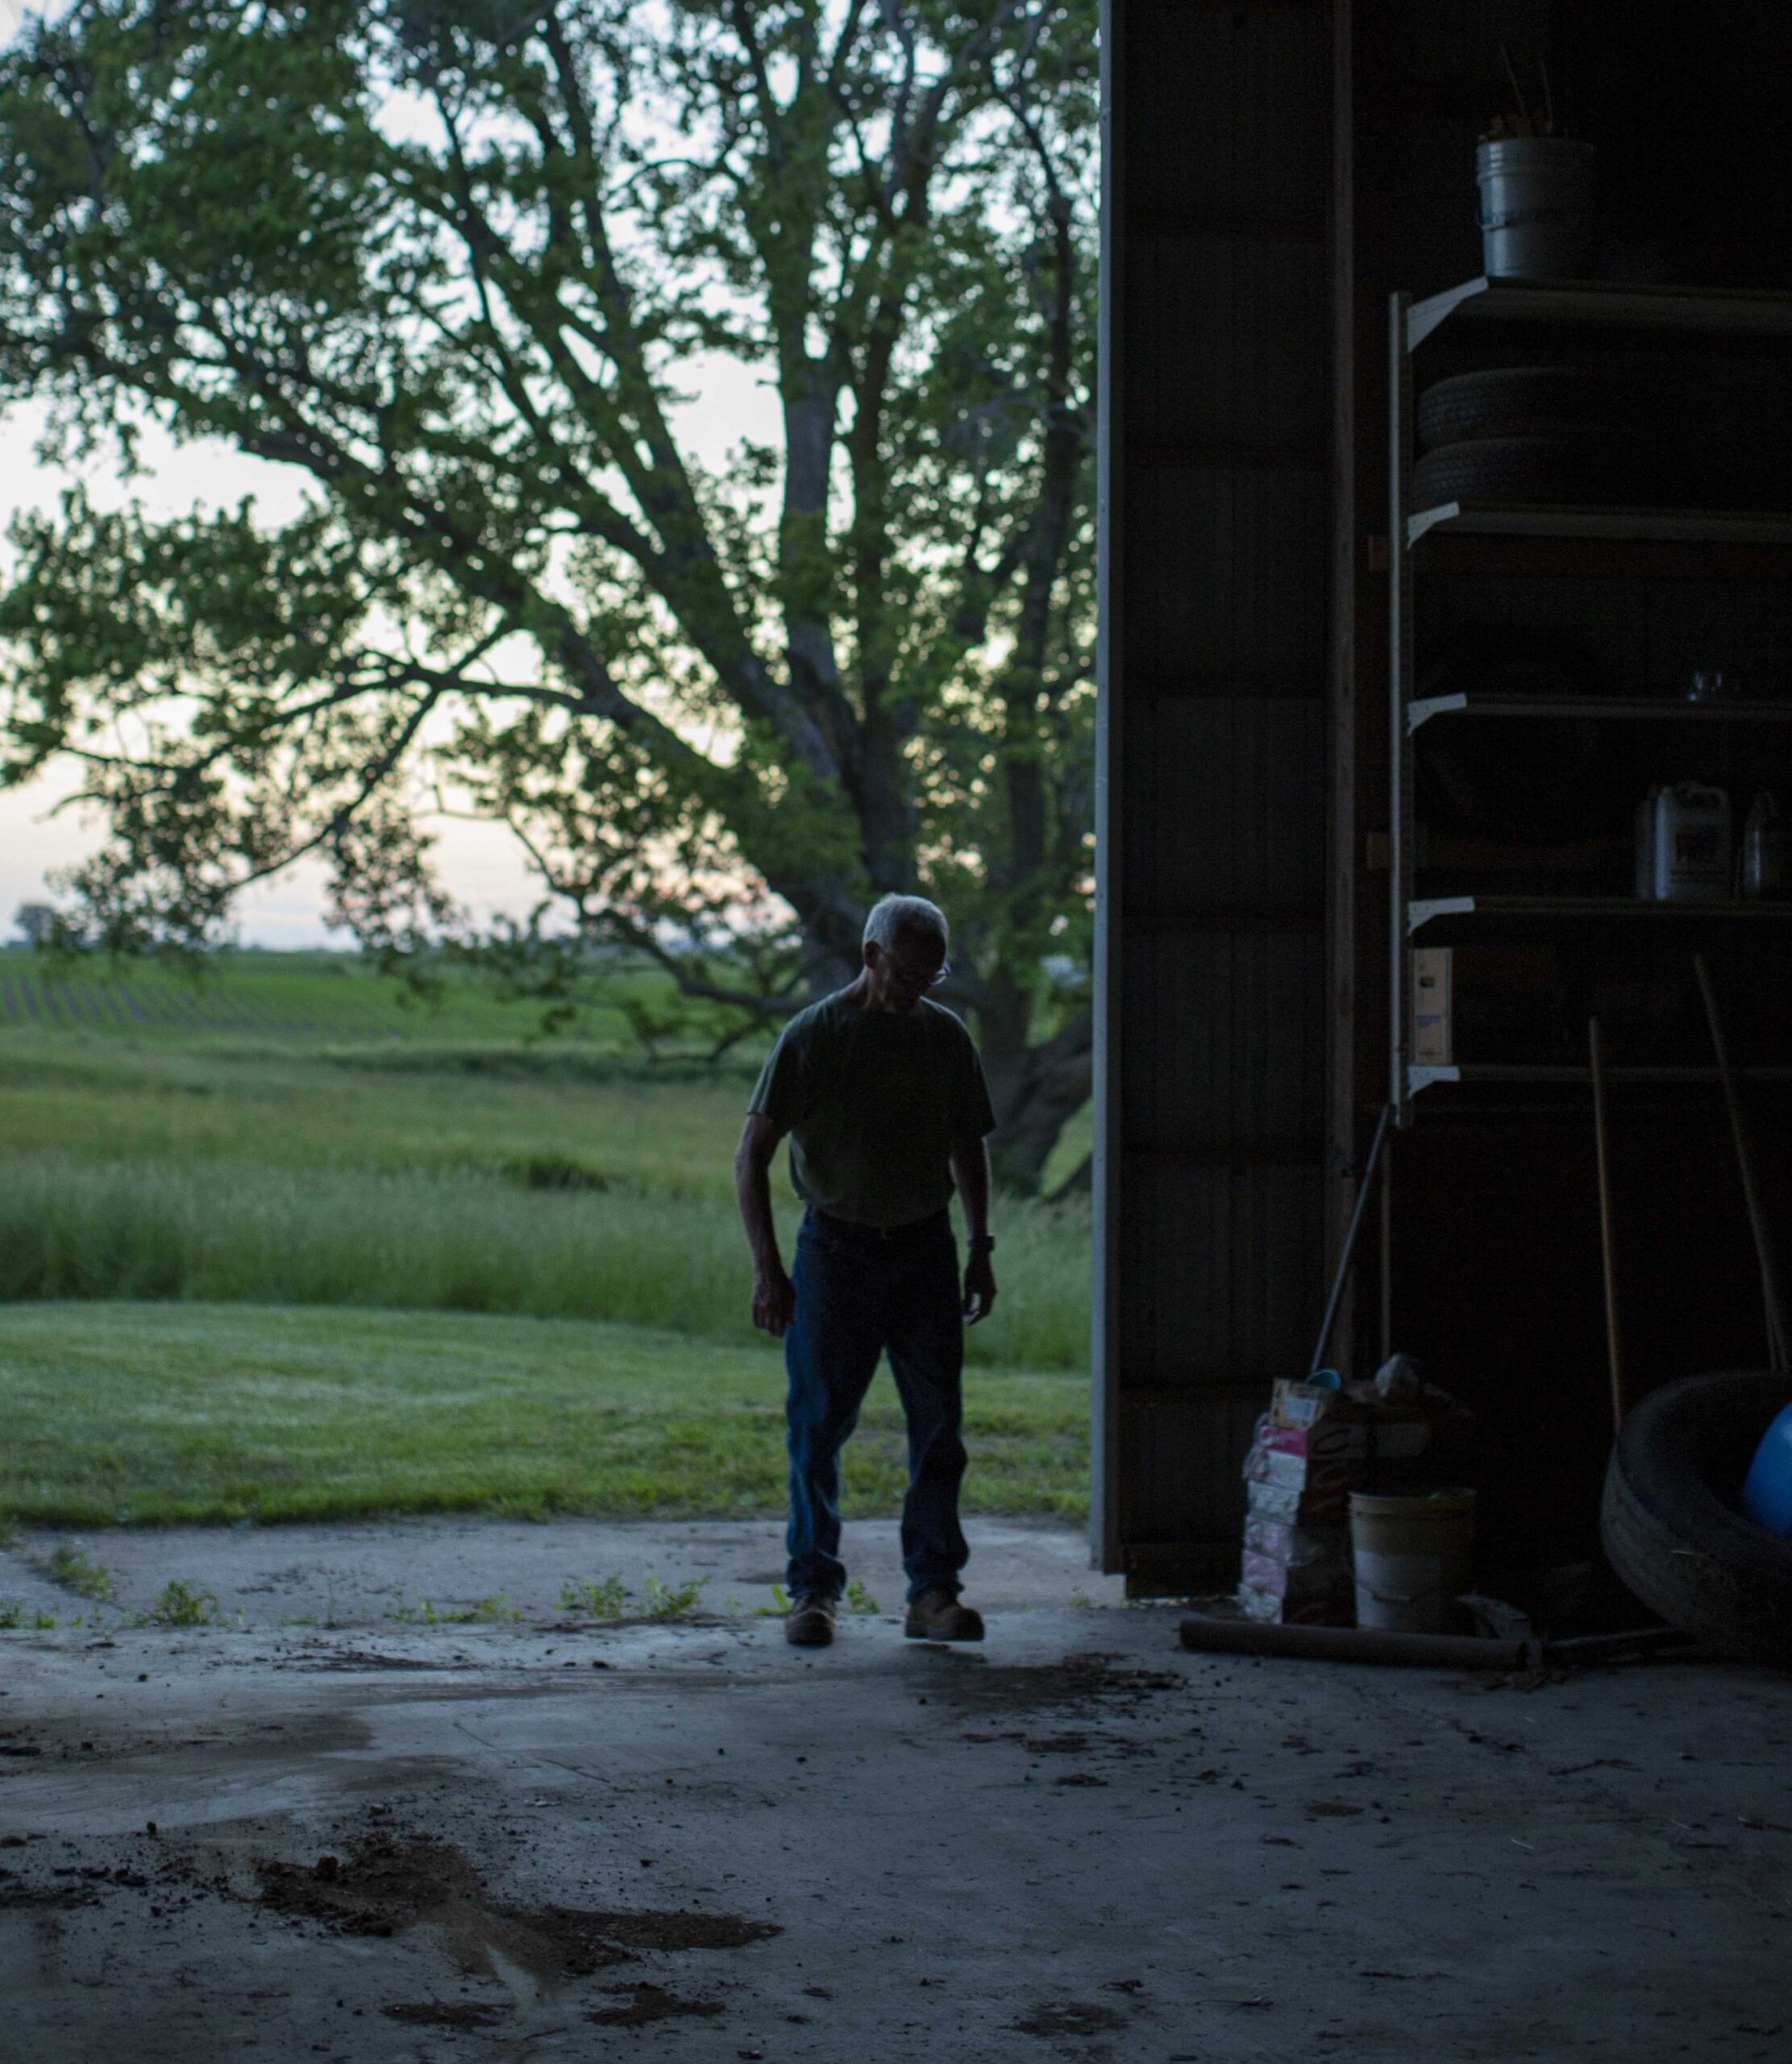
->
xmin=784 ymin=1593 xmax=836 ymax=1647
xmin=904 ymin=1590 xmax=984 ymax=1642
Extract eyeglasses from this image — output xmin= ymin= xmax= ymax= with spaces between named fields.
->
xmin=886 ymin=956 xmax=950 ymax=992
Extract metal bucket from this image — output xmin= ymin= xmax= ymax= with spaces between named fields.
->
xmin=1349 ymin=1489 xmax=1478 ymax=1633
xmin=1475 ymin=138 xmax=1596 ymax=279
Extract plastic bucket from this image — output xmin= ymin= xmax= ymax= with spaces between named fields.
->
xmin=1475 ymin=139 xmax=1596 ymax=279
xmin=1349 ymin=1489 xmax=1478 ymax=1633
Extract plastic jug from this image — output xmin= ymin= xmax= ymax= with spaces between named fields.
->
xmin=1638 ymin=784 xmax=1732 ymax=902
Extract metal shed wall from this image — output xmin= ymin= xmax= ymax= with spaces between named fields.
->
xmin=1333 ymin=0 xmax=1792 ymax=1569
xmin=1094 ymin=0 xmax=1336 ymax=1585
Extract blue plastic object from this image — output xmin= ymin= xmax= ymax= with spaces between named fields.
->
xmin=1742 ymin=1399 xmax=1792 ymax=1537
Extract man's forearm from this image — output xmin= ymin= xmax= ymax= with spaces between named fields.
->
xmin=951 ymin=1138 xmax=992 ymax=1242
xmin=735 ymin=1153 xmax=784 ymax=1275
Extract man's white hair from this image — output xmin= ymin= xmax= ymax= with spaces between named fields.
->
xmin=863 ymin=893 xmax=949 ymax=952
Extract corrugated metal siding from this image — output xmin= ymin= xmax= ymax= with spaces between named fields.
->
xmin=1095 ymin=0 xmax=1336 ymax=1583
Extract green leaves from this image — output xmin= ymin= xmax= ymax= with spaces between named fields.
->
xmin=0 ymin=0 xmax=1099 ymax=1176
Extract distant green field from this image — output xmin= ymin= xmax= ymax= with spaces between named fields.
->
xmin=0 ymin=951 xmax=1092 ymax=1365
xmin=0 ymin=1302 xmax=1088 ymax=1525
xmin=0 ymin=947 xmax=650 ymax=1045
xmin=0 ymin=1031 xmax=761 ymax=1197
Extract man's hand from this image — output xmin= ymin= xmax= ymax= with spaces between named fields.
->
xmin=963 ymin=1250 xmax=997 ymax=1325
xmin=753 ymin=1265 xmax=797 ymax=1338
xmin=950 ymin=1135 xmax=996 ymax=1325
xmin=736 ymin=1114 xmax=793 ymax=1337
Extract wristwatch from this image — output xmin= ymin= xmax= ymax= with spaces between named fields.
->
xmin=968 ymin=1234 xmax=996 ymax=1253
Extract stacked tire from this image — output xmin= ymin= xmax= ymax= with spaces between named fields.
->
xmin=1412 ymin=365 xmax=1653 ymax=510
xmin=1600 ymin=1369 xmax=1792 ymax=1667
xmin=1413 ymin=361 xmax=1792 ymax=514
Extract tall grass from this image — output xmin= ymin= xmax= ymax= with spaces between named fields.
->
xmin=0 ymin=1037 xmax=761 ymax=1196
xmin=0 ymin=1154 xmax=1091 ymax=1371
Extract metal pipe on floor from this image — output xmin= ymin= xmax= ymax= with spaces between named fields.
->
xmin=1179 ymin=1613 xmax=1532 ymax=1671
xmin=1178 ymin=1614 xmax=1694 ymax=1671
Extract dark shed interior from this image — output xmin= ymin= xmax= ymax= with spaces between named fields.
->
xmin=1097 ymin=0 xmax=1792 ymax=1592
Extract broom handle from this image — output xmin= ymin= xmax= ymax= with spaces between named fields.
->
xmin=1588 ymin=1018 xmax=1625 ymax=1430
xmin=1694 ymin=955 xmax=1790 ymax=1372
xmin=1309 ymin=1104 xmax=1392 ymax=1377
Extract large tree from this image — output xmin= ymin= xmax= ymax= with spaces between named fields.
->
xmin=0 ymin=0 xmax=1096 ymax=1188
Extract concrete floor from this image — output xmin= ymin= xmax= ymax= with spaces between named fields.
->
xmin=2 ymin=1521 xmax=1789 ymax=2063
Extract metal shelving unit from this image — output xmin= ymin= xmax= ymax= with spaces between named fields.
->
xmin=1388 ymin=277 xmax=1792 ymax=1121
xmin=1408 ymin=1062 xmax=1792 ymax=1095
xmin=1404 ymin=276 xmax=1792 ymax=349
xmin=1407 ymin=895 xmax=1792 ymax=934
xmin=1408 ymin=693 xmax=1792 ymax=731
xmin=1407 ymin=502 xmax=1792 ymax=548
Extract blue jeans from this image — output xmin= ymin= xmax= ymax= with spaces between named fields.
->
xmin=784 ymin=1208 xmax=969 ymax=1604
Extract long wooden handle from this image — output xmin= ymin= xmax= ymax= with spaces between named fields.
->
xmin=1309 ymin=1104 xmax=1392 ymax=1376
xmin=1588 ymin=1018 xmax=1625 ymax=1431
xmin=1694 ymin=955 xmax=1790 ymax=1373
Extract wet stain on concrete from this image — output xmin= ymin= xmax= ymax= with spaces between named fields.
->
xmin=289 ymin=1650 xmax=442 ymax=1672
xmin=0 ymin=1868 xmax=102 ymax=1910
xmin=1012 ymin=1999 xmax=1129 ymax=2037
xmin=585 ymin=1980 xmax=726 ymax=2024
xmin=252 ymin=1835 xmax=780 ymax=1981
xmin=924 ymin=1651 xmax=1183 ymax=1716
xmin=381 ymin=2000 xmax=512 ymax=2028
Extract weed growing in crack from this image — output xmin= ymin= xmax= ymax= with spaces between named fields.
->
xmin=755 ymin=1579 xmax=876 ymax=1618
xmin=466 ymin=1593 xmax=522 ymax=1622
xmin=281 ymin=1591 xmax=348 ymax=1629
xmin=0 ymin=1600 xmax=58 ymax=1629
xmin=389 ymin=1592 xmax=522 ymax=1625
xmin=558 ymin=1575 xmax=628 ymax=1620
xmin=45 ymin=1544 xmax=114 ymax=1601
xmin=640 ymin=1575 xmax=708 ymax=1621
xmin=131 ymin=1579 xmax=222 ymax=1628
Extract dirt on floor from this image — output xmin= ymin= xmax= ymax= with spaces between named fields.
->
xmin=1 ymin=1523 xmax=1788 ymax=2062
xmin=250 ymin=1827 xmax=780 ymax=1980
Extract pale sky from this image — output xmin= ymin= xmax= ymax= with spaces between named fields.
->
xmin=0 ymin=0 xmax=780 ymax=947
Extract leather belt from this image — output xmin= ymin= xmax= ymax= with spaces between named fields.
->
xmin=807 ymin=1207 xmax=950 ymax=1242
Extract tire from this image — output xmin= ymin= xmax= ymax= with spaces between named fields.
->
xmin=1600 ymin=1370 xmax=1792 ymax=1666
xmin=1416 ymin=367 xmax=1618 ymax=452
xmin=1411 ymin=433 xmax=1650 ymax=510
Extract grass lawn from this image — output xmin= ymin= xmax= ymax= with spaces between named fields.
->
xmin=0 ymin=1303 xmax=1089 ymax=1527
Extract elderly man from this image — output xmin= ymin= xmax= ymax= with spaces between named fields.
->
xmin=734 ymin=894 xmax=998 ymax=1648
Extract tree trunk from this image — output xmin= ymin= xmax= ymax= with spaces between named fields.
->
xmin=974 ymin=976 xmax=1093 ymax=1195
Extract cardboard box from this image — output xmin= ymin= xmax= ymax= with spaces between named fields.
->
xmin=1412 ymin=946 xmax=1453 ymax=1066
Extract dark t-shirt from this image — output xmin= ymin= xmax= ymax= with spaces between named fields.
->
xmin=747 ymin=994 xmax=996 ymax=1228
